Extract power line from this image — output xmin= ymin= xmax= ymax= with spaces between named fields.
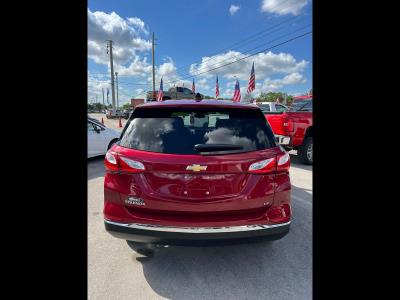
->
xmin=163 ymin=31 xmax=312 ymax=85
xmin=155 ymin=0 xmax=308 ymax=78
xmin=88 ymin=0 xmax=308 ymax=80
xmin=96 ymin=20 xmax=309 ymax=84
xmin=88 ymin=1 xmax=311 ymax=97
xmin=162 ymin=25 xmax=311 ymax=83
xmin=171 ymin=17 xmax=307 ymax=77
xmin=180 ymin=23 xmax=311 ymax=80
xmin=88 ymin=75 xmax=150 ymax=86
xmin=111 ymin=81 xmax=149 ymax=86
xmin=94 ymin=16 xmax=306 ymax=80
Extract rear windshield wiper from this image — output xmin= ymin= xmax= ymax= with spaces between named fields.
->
xmin=194 ymin=144 xmax=243 ymax=152
xmin=291 ymin=102 xmax=310 ymax=112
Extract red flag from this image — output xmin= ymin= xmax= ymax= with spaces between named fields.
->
xmin=216 ymin=76 xmax=219 ymax=98
xmin=247 ymin=62 xmax=255 ymax=94
xmin=233 ymin=79 xmax=241 ymax=102
xmin=157 ymin=78 xmax=163 ymax=102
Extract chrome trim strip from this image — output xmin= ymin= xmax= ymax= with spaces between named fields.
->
xmin=105 ymin=219 xmax=291 ymax=233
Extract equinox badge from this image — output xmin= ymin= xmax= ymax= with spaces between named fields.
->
xmin=125 ymin=197 xmax=145 ymax=206
xmin=186 ymin=164 xmax=207 ymax=172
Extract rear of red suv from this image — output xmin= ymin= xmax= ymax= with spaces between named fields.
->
xmin=104 ymin=100 xmax=291 ymax=248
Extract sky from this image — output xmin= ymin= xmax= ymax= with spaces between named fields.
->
xmin=88 ymin=0 xmax=312 ymax=105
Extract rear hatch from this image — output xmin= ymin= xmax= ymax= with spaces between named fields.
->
xmin=113 ymin=105 xmax=280 ymax=215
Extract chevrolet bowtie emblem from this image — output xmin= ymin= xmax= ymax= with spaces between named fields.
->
xmin=186 ymin=164 xmax=207 ymax=172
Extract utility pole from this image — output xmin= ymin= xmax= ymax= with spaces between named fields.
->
xmin=152 ymin=32 xmax=156 ymax=100
xmin=115 ymin=72 xmax=119 ymax=109
xmin=102 ymin=88 xmax=105 ymax=108
xmin=106 ymin=40 xmax=116 ymax=114
xmin=106 ymin=89 xmax=109 ymax=106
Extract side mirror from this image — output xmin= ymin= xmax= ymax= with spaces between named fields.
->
xmin=94 ymin=126 xmax=101 ymax=133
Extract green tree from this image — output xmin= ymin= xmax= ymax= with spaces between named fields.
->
xmin=243 ymin=93 xmax=252 ymax=103
xmin=93 ymin=103 xmax=104 ymax=112
xmin=256 ymin=92 xmax=281 ymax=102
xmin=256 ymin=92 xmax=293 ymax=106
xmin=122 ymin=102 xmax=132 ymax=109
xmin=285 ymin=95 xmax=294 ymax=106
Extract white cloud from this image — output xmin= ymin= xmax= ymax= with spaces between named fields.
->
xmin=196 ymin=78 xmax=211 ymax=90
xmin=87 ymin=76 xmax=110 ymax=103
xmin=190 ymin=50 xmax=308 ymax=80
xmin=127 ymin=17 xmax=149 ymax=35
xmin=223 ymin=89 xmax=233 ymax=98
xmin=261 ymin=72 xmax=306 ymax=91
xmin=221 ymin=72 xmax=306 ymax=97
xmin=229 ymin=5 xmax=240 ymax=16
xmin=139 ymin=58 xmax=210 ymax=93
xmin=117 ymin=56 xmax=153 ymax=77
xmin=280 ymin=72 xmax=306 ymax=84
xmin=88 ymin=9 xmax=151 ymax=67
xmin=261 ymin=0 xmax=308 ymax=16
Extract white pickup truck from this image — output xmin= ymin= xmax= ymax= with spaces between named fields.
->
xmin=256 ymin=102 xmax=289 ymax=113
xmin=106 ymin=109 xmax=125 ymax=119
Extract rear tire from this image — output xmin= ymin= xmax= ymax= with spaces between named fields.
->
xmin=299 ymin=137 xmax=313 ymax=165
xmin=126 ymin=241 xmax=154 ymax=257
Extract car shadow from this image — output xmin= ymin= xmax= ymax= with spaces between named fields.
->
xmin=290 ymin=184 xmax=313 ymax=203
xmin=136 ymin=238 xmax=311 ymax=299
xmin=136 ymin=213 xmax=312 ymax=299
xmin=289 ymin=152 xmax=313 ymax=172
xmin=88 ymin=156 xmax=105 ymax=180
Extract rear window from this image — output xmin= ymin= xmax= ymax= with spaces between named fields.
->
xmin=119 ymin=107 xmax=277 ymax=155
xmin=290 ymin=99 xmax=313 ymax=112
xmin=259 ymin=104 xmax=270 ymax=112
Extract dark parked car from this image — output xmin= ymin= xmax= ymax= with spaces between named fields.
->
xmin=122 ymin=109 xmax=133 ymax=119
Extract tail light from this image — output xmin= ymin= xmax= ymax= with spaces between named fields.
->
xmin=248 ymin=158 xmax=276 ymax=174
xmin=119 ymin=156 xmax=145 ymax=173
xmin=105 ymin=151 xmax=118 ymax=171
xmin=277 ymin=152 xmax=290 ymax=172
xmin=283 ymin=115 xmax=294 ymax=133
xmin=104 ymin=150 xmax=145 ymax=173
xmin=248 ymin=152 xmax=290 ymax=174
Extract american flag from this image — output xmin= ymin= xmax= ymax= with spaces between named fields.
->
xmin=192 ymin=79 xmax=195 ymax=94
xmin=233 ymin=79 xmax=241 ymax=102
xmin=157 ymin=78 xmax=163 ymax=102
xmin=215 ymin=76 xmax=219 ymax=98
xmin=247 ymin=62 xmax=255 ymax=94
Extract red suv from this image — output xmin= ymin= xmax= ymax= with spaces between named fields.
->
xmin=104 ymin=100 xmax=291 ymax=252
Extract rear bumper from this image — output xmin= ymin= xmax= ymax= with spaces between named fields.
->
xmin=275 ymin=135 xmax=291 ymax=146
xmin=105 ymin=219 xmax=291 ymax=246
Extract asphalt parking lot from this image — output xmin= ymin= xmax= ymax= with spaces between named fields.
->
xmin=88 ymin=147 xmax=312 ymax=299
